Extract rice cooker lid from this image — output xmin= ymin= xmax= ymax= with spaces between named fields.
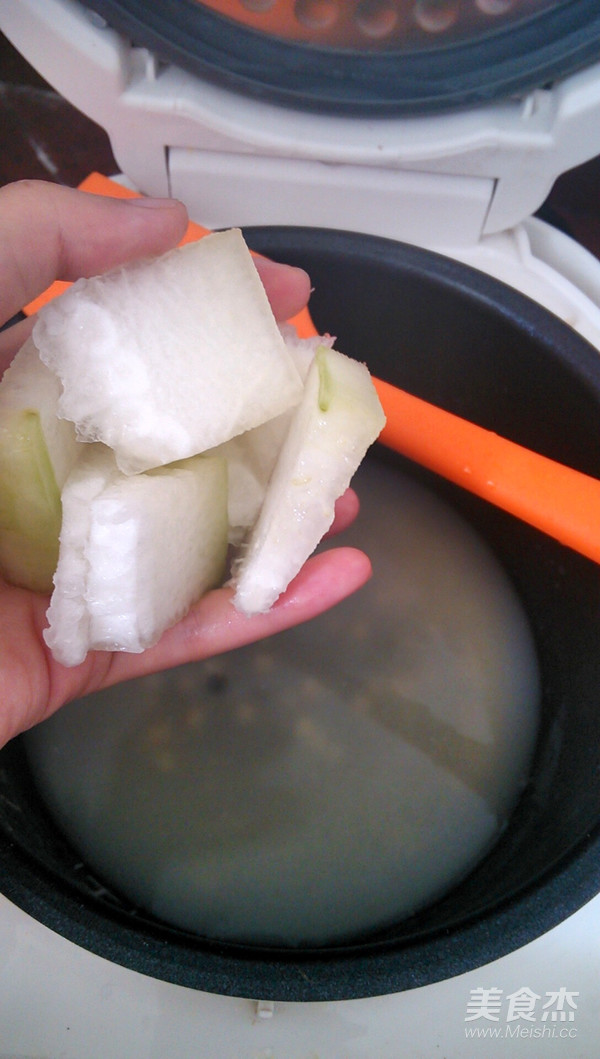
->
xmin=5 ymin=1 xmax=600 ymax=244
xmin=78 ymin=0 xmax=600 ymax=116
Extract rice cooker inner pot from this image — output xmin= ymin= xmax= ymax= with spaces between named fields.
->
xmin=1 ymin=229 xmax=600 ymax=1002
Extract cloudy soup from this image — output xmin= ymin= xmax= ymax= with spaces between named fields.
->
xmin=24 ymin=458 xmax=540 ymax=946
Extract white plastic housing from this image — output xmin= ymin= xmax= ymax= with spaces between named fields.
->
xmin=3 ymin=0 xmax=600 ymax=249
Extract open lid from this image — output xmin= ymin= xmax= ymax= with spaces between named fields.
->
xmin=78 ymin=0 xmax=600 ymax=115
xmin=3 ymin=0 xmax=600 ymax=246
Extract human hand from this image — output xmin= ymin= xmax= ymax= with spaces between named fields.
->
xmin=0 ymin=180 xmax=371 ymax=747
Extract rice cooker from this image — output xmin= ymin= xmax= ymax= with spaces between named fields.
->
xmin=2 ymin=2 xmax=600 ymax=1057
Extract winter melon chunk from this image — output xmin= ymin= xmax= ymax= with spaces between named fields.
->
xmin=215 ymin=328 xmax=331 ymax=544
xmin=44 ymin=445 xmax=228 ymax=667
xmin=232 ymin=345 xmax=386 ymax=615
xmin=33 ymin=229 xmax=304 ymax=475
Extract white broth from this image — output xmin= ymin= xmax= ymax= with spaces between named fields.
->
xmin=24 ymin=460 xmax=540 ymax=946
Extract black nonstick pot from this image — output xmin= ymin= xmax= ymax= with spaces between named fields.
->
xmin=1 ymin=227 xmax=600 ymax=1002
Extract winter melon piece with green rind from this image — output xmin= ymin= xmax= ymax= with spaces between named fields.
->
xmin=216 ymin=329 xmax=331 ymax=544
xmin=232 ymin=345 xmax=386 ymax=615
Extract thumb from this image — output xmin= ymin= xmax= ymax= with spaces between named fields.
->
xmin=0 ymin=180 xmax=188 ymax=325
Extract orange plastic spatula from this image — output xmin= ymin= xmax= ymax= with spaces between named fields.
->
xmin=291 ymin=279 xmax=600 ymax=566
xmin=27 ymin=173 xmax=600 ymax=566
xmin=373 ymin=378 xmax=600 ymax=564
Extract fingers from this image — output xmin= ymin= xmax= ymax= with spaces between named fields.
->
xmin=3 ymin=546 xmax=371 ymax=743
xmin=253 ymin=254 xmax=312 ymax=323
xmin=107 ymin=546 xmax=372 ymax=686
xmin=324 ymin=487 xmax=360 ymax=538
xmin=0 ymin=180 xmax=189 ymax=325
xmin=0 ymin=180 xmax=311 ymax=349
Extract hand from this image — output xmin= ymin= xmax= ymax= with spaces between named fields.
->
xmin=0 ymin=180 xmax=371 ymax=747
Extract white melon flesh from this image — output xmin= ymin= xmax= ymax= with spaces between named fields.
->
xmin=232 ymin=345 xmax=386 ymax=615
xmin=217 ymin=329 xmax=332 ymax=544
xmin=215 ymin=415 xmax=291 ymax=545
xmin=0 ymin=338 xmax=80 ymax=591
xmin=279 ymin=323 xmax=333 ymax=381
xmin=44 ymin=446 xmax=228 ymax=666
xmin=33 ymin=230 xmax=303 ymax=475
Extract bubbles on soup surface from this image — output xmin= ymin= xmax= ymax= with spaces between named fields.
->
xmin=24 ymin=460 xmax=540 ymax=946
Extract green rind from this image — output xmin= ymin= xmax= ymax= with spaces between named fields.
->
xmin=316 ymin=345 xmax=334 ymax=412
xmin=0 ymin=409 xmax=61 ymax=592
